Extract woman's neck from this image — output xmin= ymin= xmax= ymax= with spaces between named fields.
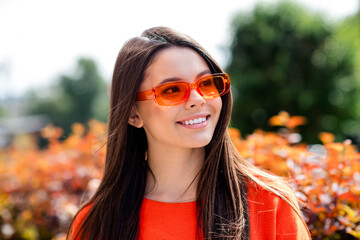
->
xmin=145 ymin=145 xmax=205 ymax=203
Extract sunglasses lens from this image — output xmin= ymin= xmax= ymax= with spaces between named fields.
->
xmin=198 ymin=76 xmax=228 ymax=97
xmin=156 ymin=82 xmax=188 ymax=105
xmin=152 ymin=74 xmax=230 ymax=106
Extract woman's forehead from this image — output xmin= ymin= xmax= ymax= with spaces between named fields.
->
xmin=141 ymin=46 xmax=210 ymax=89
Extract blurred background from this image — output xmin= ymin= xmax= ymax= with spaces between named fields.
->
xmin=1 ymin=0 xmax=360 ymax=239
xmin=1 ymin=0 xmax=359 ymax=145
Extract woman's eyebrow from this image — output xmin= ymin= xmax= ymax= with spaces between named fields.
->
xmin=196 ymin=69 xmax=212 ymax=79
xmin=159 ymin=77 xmax=182 ymax=85
xmin=158 ymin=69 xmax=212 ymax=85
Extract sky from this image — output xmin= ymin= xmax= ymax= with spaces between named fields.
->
xmin=0 ymin=0 xmax=359 ymax=99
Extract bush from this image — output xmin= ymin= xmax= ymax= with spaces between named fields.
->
xmin=227 ymin=1 xmax=360 ymax=143
xmin=0 ymin=121 xmax=106 ymax=240
xmin=229 ymin=112 xmax=360 ymax=239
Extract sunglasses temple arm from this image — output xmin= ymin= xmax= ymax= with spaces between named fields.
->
xmin=136 ymin=90 xmax=154 ymax=101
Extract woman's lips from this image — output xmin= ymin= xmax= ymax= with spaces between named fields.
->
xmin=176 ymin=115 xmax=210 ymax=129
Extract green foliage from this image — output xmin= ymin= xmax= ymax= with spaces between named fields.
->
xmin=0 ymin=106 xmax=4 ymax=117
xmin=27 ymin=58 xmax=109 ymax=137
xmin=333 ymin=13 xmax=360 ymax=129
xmin=226 ymin=1 xmax=360 ymax=143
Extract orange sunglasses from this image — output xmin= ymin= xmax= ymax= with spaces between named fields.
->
xmin=136 ymin=73 xmax=230 ymax=106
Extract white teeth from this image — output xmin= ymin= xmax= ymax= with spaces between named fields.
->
xmin=183 ymin=117 xmax=207 ymax=125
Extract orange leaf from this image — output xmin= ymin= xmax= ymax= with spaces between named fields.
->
xmin=268 ymin=111 xmax=289 ymax=126
xmin=339 ymin=192 xmax=359 ymax=202
xmin=319 ymin=132 xmax=335 ymax=144
xmin=286 ymin=116 xmax=307 ymax=129
xmin=325 ymin=142 xmax=344 ymax=152
xmin=71 ymin=123 xmax=85 ymax=136
xmin=41 ymin=124 xmax=63 ymax=139
xmin=228 ymin=128 xmax=241 ymax=139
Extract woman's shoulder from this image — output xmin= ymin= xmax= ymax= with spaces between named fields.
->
xmin=246 ymin=180 xmax=289 ymax=206
xmin=71 ymin=203 xmax=93 ymax=240
xmin=246 ymin=180 xmax=311 ymax=240
xmin=246 ymin=176 xmax=303 ymax=205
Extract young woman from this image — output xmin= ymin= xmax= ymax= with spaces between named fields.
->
xmin=68 ymin=26 xmax=311 ymax=240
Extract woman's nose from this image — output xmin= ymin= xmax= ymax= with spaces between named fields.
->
xmin=184 ymin=89 xmax=206 ymax=109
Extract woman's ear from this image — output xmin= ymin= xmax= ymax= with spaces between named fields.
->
xmin=128 ymin=106 xmax=144 ymax=128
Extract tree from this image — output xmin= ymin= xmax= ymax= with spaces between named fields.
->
xmin=226 ymin=1 xmax=359 ymax=143
xmin=27 ymin=58 xmax=109 ymax=137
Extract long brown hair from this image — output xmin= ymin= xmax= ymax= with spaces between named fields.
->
xmin=68 ymin=26 xmax=307 ymax=240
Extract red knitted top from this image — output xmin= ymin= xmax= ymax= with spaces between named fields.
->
xmin=71 ymin=182 xmax=310 ymax=240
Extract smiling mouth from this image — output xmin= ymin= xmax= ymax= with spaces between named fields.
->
xmin=177 ymin=115 xmax=210 ymax=125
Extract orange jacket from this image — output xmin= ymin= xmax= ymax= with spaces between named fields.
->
xmin=71 ymin=183 xmax=310 ymax=239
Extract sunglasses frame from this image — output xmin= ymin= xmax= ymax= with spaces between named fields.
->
xmin=136 ymin=73 xmax=230 ymax=106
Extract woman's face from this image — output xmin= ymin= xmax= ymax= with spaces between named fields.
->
xmin=132 ymin=46 xmax=222 ymax=150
